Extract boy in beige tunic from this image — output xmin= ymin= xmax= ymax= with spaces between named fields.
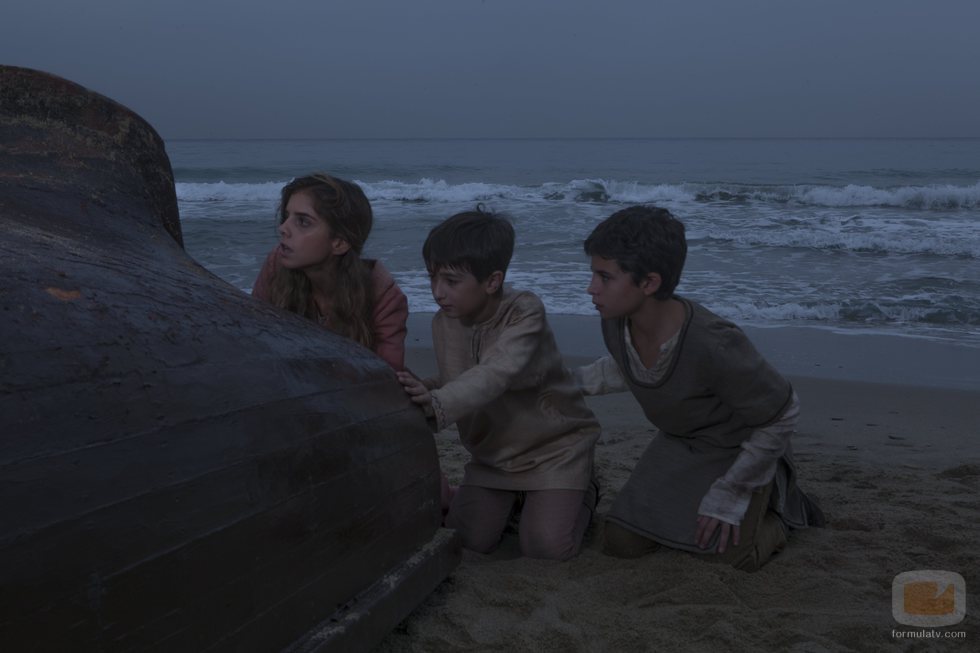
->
xmin=578 ymin=205 xmax=823 ymax=571
xmin=398 ymin=209 xmax=600 ymax=560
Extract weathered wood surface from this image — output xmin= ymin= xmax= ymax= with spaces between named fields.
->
xmin=0 ymin=65 xmax=458 ymax=652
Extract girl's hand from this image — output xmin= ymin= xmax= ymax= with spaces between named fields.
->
xmin=396 ymin=370 xmax=433 ymax=408
xmin=695 ymin=514 xmax=741 ymax=554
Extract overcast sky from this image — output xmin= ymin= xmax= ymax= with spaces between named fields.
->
xmin=3 ymin=0 xmax=979 ymax=139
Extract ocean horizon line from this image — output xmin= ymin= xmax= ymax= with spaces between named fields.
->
xmin=163 ymin=135 xmax=980 ymax=143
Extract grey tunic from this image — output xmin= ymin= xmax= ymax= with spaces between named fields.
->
xmin=603 ymin=297 xmax=821 ymax=552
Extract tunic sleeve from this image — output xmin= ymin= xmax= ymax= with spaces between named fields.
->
xmin=697 ymin=391 xmax=799 ymax=524
xmin=429 ymin=298 xmax=545 ymax=431
xmin=574 ymin=355 xmax=628 ymax=396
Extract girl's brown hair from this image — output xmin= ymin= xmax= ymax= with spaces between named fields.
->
xmin=267 ymin=173 xmax=375 ymax=348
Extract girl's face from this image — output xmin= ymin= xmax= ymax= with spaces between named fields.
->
xmin=277 ymin=190 xmax=350 ymax=270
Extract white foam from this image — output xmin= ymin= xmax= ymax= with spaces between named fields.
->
xmin=796 ymin=182 xmax=980 ymax=209
xmin=362 ymin=178 xmax=523 ymax=203
xmin=175 ymin=177 xmax=980 ymax=212
xmin=721 ymin=227 xmax=979 ymax=258
xmin=601 ymin=180 xmax=697 ymax=204
xmin=708 ymin=300 xmax=845 ymax=323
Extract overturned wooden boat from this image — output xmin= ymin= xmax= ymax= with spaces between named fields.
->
xmin=0 ymin=65 xmax=458 ymax=652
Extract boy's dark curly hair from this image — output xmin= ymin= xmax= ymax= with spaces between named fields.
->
xmin=423 ymin=206 xmax=515 ymax=285
xmin=584 ymin=205 xmax=687 ymax=300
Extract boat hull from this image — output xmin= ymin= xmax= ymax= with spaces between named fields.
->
xmin=0 ymin=65 xmax=458 ymax=652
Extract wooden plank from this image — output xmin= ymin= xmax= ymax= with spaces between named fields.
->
xmin=282 ymin=529 xmax=461 ymax=653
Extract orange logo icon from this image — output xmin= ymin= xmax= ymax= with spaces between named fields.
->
xmin=893 ymin=571 xmax=966 ymax=627
xmin=903 ymin=581 xmax=955 ymax=616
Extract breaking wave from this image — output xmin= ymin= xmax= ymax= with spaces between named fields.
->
xmin=176 ymin=178 xmax=980 ymax=209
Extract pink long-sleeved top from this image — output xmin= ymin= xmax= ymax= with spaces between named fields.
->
xmin=251 ymin=247 xmax=408 ymax=370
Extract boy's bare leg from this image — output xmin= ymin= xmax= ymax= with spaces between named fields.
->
xmin=519 ymin=489 xmax=592 ymax=561
xmin=445 ymin=485 xmax=517 ymax=553
xmin=439 ymin=472 xmax=456 ymax=520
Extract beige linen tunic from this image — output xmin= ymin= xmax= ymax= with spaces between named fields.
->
xmin=427 ymin=289 xmax=600 ymax=491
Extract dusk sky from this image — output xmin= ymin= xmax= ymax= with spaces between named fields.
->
xmin=3 ymin=0 xmax=979 ymax=139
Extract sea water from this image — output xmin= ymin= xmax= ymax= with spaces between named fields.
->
xmin=169 ymin=138 xmax=980 ymax=348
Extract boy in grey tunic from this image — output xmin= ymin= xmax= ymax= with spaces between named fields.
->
xmin=578 ymin=206 xmax=823 ymax=571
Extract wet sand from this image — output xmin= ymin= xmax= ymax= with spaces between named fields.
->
xmin=378 ymin=314 xmax=978 ymax=652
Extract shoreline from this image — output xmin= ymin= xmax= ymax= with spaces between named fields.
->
xmin=405 ymin=313 xmax=978 ymax=466
xmin=406 ymin=312 xmax=979 ymax=391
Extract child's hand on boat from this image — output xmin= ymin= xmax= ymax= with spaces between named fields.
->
xmin=397 ymin=370 xmax=434 ymax=416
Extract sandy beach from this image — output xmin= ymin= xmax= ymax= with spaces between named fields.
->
xmin=377 ymin=313 xmax=978 ymax=652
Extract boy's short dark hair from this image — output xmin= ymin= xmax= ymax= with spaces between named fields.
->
xmin=584 ymin=205 xmax=687 ymax=300
xmin=422 ymin=207 xmax=515 ymax=283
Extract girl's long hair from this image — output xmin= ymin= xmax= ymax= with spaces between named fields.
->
xmin=267 ymin=173 xmax=375 ymax=349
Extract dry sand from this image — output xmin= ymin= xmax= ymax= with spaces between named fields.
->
xmin=377 ymin=314 xmax=979 ymax=652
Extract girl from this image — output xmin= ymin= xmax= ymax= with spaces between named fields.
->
xmin=252 ymin=173 xmax=408 ymax=370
